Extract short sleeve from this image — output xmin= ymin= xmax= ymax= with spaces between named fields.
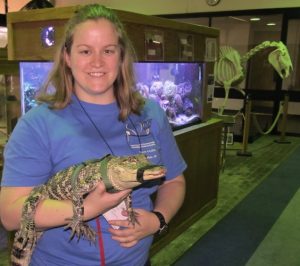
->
xmin=1 ymin=108 xmax=52 ymax=187
xmin=143 ymin=100 xmax=187 ymax=180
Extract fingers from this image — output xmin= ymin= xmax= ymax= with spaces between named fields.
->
xmin=108 ymin=218 xmax=133 ymax=229
xmin=84 ymin=187 xmax=132 ymax=220
xmin=119 ymin=239 xmax=138 ymax=248
xmin=108 ymin=222 xmax=138 ymax=247
xmin=119 ymin=189 xmax=132 ymax=199
xmin=108 ymin=209 xmax=152 ymax=248
xmin=94 ymin=181 xmax=132 ymax=203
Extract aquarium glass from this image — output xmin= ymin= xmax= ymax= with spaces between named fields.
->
xmin=20 ymin=61 xmax=203 ymax=130
xmin=134 ymin=62 xmax=203 ymax=130
xmin=19 ymin=62 xmax=54 ymax=114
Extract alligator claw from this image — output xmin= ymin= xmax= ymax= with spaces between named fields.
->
xmin=64 ymin=218 xmax=96 ymax=243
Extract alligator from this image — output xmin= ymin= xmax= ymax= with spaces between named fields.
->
xmin=11 ymin=153 xmax=166 ymax=266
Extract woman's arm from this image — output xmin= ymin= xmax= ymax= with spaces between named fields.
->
xmin=152 ymin=174 xmax=186 ymax=223
xmin=0 ymin=184 xmax=131 ymax=231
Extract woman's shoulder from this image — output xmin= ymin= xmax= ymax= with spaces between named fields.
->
xmin=142 ymin=99 xmax=168 ymax=128
xmin=23 ymin=103 xmax=54 ymax=118
xmin=143 ymin=98 xmax=164 ymax=116
xmin=18 ymin=103 xmax=56 ymax=127
xmin=7 ymin=104 xmax=54 ymax=146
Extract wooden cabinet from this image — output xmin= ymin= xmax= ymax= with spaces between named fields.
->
xmin=7 ymin=6 xmax=218 ymax=62
xmin=152 ymin=118 xmax=222 ymax=253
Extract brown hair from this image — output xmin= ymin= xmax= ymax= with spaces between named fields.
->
xmin=38 ymin=4 xmax=144 ymax=121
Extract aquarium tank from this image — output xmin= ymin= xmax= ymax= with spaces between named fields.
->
xmin=134 ymin=62 xmax=203 ymax=130
xmin=19 ymin=61 xmax=204 ymax=130
xmin=19 ymin=62 xmax=53 ymax=114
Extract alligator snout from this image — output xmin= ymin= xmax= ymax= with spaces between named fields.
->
xmin=137 ymin=165 xmax=166 ymax=182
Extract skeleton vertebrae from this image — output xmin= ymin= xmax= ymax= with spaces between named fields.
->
xmin=214 ymin=41 xmax=293 ymax=115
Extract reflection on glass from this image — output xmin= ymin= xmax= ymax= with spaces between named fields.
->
xmin=19 ymin=62 xmax=53 ymax=114
xmin=40 ymin=26 xmax=55 ymax=47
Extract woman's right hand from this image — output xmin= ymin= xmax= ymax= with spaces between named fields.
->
xmin=83 ymin=181 xmax=132 ymax=221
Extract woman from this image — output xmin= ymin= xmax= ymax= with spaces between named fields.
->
xmin=0 ymin=4 xmax=186 ymax=265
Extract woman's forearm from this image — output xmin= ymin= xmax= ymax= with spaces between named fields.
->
xmin=0 ymin=184 xmax=130 ymax=231
xmin=0 ymin=187 xmax=74 ymax=231
xmin=153 ymin=174 xmax=186 ymax=223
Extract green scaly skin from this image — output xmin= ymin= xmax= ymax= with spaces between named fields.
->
xmin=10 ymin=154 xmax=166 ymax=266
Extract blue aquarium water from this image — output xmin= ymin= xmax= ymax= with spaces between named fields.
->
xmin=134 ymin=62 xmax=203 ymax=130
xmin=19 ymin=62 xmax=53 ymax=114
xmin=19 ymin=61 xmax=203 ymax=130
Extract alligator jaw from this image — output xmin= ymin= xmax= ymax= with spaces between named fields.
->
xmin=137 ymin=165 xmax=166 ymax=182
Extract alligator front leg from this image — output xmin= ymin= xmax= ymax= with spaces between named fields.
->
xmin=124 ymin=194 xmax=139 ymax=225
xmin=63 ymin=163 xmax=98 ymax=243
xmin=64 ymin=192 xmax=96 ymax=243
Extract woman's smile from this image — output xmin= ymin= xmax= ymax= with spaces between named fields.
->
xmin=65 ymin=19 xmax=121 ymax=104
xmin=88 ymin=72 xmax=105 ymax=77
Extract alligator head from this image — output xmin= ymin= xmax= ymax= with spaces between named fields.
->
xmin=105 ymin=154 xmax=166 ymax=191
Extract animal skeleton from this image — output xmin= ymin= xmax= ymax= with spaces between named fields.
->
xmin=214 ymin=41 xmax=293 ymax=115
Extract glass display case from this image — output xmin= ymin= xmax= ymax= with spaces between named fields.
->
xmin=19 ymin=61 xmax=205 ymax=130
xmin=134 ymin=62 xmax=204 ymax=130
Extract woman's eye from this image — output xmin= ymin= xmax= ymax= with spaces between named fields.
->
xmin=79 ymin=50 xmax=90 ymax=55
xmin=104 ymin=49 xmax=115 ymax=54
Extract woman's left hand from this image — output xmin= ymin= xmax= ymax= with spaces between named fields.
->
xmin=108 ymin=209 xmax=159 ymax=248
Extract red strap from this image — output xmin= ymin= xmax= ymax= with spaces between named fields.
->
xmin=96 ymin=217 xmax=106 ymax=266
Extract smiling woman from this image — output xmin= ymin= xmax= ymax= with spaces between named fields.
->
xmin=0 ymin=4 xmax=186 ymax=266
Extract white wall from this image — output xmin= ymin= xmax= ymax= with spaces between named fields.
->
xmin=1 ymin=0 xmax=300 ymax=15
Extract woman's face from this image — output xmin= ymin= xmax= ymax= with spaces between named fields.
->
xmin=65 ymin=19 xmax=121 ymax=104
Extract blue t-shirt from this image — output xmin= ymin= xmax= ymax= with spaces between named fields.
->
xmin=2 ymin=96 xmax=186 ymax=266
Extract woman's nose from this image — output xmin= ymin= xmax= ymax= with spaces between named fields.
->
xmin=91 ymin=53 xmax=104 ymax=67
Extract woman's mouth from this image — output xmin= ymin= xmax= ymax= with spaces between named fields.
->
xmin=89 ymin=72 xmax=105 ymax=77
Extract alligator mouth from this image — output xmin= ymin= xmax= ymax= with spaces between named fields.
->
xmin=137 ymin=165 xmax=166 ymax=182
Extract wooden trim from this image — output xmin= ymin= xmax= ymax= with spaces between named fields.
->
xmin=7 ymin=6 xmax=219 ymax=37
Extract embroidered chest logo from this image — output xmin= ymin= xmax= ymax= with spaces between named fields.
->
xmin=125 ymin=119 xmax=159 ymax=161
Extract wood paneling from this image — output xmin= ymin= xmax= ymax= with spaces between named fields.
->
xmin=6 ymin=6 xmax=219 ymax=62
xmin=151 ymin=119 xmax=222 ymax=254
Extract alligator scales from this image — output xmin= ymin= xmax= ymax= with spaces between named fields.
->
xmin=11 ymin=154 xmax=166 ymax=266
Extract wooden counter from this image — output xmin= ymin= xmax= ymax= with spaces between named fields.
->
xmin=151 ymin=118 xmax=222 ymax=254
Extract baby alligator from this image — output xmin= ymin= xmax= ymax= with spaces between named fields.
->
xmin=11 ymin=154 xmax=166 ymax=266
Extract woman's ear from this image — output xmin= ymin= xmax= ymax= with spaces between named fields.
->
xmin=64 ymin=48 xmax=71 ymax=68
